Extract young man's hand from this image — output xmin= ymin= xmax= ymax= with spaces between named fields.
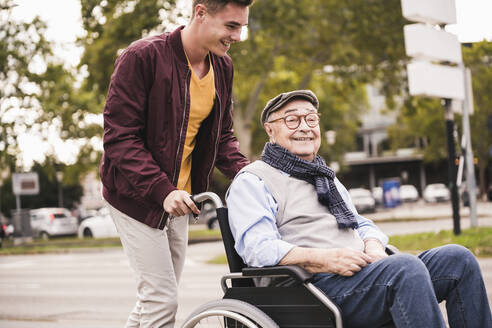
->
xmin=163 ymin=190 xmax=200 ymax=217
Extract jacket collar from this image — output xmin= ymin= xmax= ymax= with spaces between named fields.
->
xmin=169 ymin=25 xmax=189 ymax=67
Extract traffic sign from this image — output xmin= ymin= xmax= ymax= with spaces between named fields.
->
xmin=407 ymin=61 xmax=465 ymax=100
xmin=404 ymin=23 xmax=462 ymax=64
xmin=12 ymin=173 xmax=40 ymax=195
xmin=401 ymin=0 xmax=457 ymax=25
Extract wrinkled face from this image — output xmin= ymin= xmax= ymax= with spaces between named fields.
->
xmin=195 ymin=3 xmax=249 ymax=56
xmin=264 ymin=99 xmax=321 ymax=162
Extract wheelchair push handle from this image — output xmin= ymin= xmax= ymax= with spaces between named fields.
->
xmin=190 ymin=192 xmax=224 ymax=209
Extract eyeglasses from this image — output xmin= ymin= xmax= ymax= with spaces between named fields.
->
xmin=267 ymin=113 xmax=321 ymax=130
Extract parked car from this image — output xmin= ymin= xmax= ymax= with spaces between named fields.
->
xmin=371 ymin=187 xmax=383 ymax=206
xmin=423 ymin=183 xmax=450 ymax=202
xmin=349 ymin=188 xmax=376 ymax=213
xmin=78 ymin=207 xmax=118 ymax=238
xmin=29 ymin=208 xmax=78 ymax=239
xmin=399 ymin=184 xmax=419 ymax=202
xmin=0 ymin=215 xmax=11 ymax=248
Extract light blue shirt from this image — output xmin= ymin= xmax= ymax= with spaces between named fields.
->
xmin=226 ymin=171 xmax=389 ymax=267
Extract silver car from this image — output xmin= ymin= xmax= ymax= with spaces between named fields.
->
xmin=30 ymin=208 xmax=78 ymax=239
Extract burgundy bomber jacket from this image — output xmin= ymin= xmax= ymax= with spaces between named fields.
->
xmin=100 ymin=26 xmax=249 ymax=229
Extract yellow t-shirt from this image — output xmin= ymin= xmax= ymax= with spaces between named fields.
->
xmin=177 ymin=56 xmax=215 ymax=193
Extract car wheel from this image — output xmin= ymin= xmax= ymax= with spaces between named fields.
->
xmin=40 ymin=231 xmax=49 ymax=240
xmin=83 ymin=228 xmax=93 ymax=238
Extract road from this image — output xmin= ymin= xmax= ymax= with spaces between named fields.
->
xmin=1 ymin=201 xmax=491 ymax=327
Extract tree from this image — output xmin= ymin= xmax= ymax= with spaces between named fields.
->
xmin=463 ymin=41 xmax=492 ymax=196
xmin=0 ymin=0 xmax=52 ymax=167
xmin=229 ymin=0 xmax=408 ymax=159
xmin=387 ymin=97 xmax=448 ymax=163
xmin=1 ymin=0 xmax=102 ymax=213
xmin=79 ymin=0 xmax=179 ymax=102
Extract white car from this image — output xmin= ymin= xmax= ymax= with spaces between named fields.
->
xmin=423 ymin=183 xmax=450 ymax=202
xmin=78 ymin=207 xmax=118 ymax=238
xmin=30 ymin=208 xmax=78 ymax=239
xmin=371 ymin=187 xmax=383 ymax=206
xmin=349 ymin=188 xmax=376 ymax=213
xmin=399 ymin=184 xmax=419 ymax=202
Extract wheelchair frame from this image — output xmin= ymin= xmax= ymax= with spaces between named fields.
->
xmin=182 ymin=192 xmax=345 ymax=328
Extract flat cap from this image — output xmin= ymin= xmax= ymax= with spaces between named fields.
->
xmin=261 ymin=90 xmax=319 ymax=124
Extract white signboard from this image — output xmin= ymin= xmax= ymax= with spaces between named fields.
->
xmin=12 ymin=172 xmax=40 ymax=195
xmin=404 ymin=24 xmax=462 ymax=64
xmin=401 ymin=0 xmax=457 ymax=25
xmin=407 ymin=61 xmax=465 ymax=100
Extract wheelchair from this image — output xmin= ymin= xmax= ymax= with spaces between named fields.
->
xmin=181 ymin=192 xmax=397 ymax=328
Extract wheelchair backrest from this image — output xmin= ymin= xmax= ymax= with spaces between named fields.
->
xmin=216 ymin=207 xmax=248 ymax=273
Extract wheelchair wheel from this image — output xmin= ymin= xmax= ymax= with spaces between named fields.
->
xmin=181 ymin=299 xmax=279 ymax=328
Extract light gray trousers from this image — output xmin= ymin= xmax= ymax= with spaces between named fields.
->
xmin=107 ymin=203 xmax=189 ymax=328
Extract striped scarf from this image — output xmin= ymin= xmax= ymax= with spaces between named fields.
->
xmin=261 ymin=142 xmax=358 ymax=230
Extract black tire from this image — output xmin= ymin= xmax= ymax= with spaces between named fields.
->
xmin=182 ymin=299 xmax=279 ymax=328
xmin=83 ymin=228 xmax=93 ymax=238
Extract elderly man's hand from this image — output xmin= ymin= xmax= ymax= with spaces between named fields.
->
xmin=364 ymin=239 xmax=388 ymax=263
xmin=319 ymin=248 xmax=372 ymax=276
xmin=288 ymin=248 xmax=372 ymax=277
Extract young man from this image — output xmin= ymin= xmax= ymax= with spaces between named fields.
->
xmin=227 ymin=90 xmax=492 ymax=328
xmin=100 ymin=1 xmax=252 ymax=327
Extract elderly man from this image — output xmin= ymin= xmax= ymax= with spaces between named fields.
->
xmin=226 ymin=90 xmax=491 ymax=328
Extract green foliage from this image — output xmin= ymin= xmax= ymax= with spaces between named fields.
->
xmin=462 ymin=41 xmax=492 ymax=193
xmin=229 ymin=0 xmax=408 ymax=159
xmin=387 ymin=97 xmax=448 ymax=163
xmin=389 ymin=227 xmax=492 ymax=257
xmin=387 ymin=41 xmax=492 ymax=193
xmin=0 ymin=0 xmax=51 ymax=165
xmin=79 ymin=0 xmax=179 ymax=100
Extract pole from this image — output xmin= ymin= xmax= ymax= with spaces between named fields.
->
xmin=444 ymin=98 xmax=461 ymax=235
xmin=462 ymin=67 xmax=478 ymax=227
xmin=57 ymin=181 xmax=63 ymax=208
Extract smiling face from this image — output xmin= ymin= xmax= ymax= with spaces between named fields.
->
xmin=263 ymin=99 xmax=321 ymax=162
xmin=195 ymin=3 xmax=249 ymax=56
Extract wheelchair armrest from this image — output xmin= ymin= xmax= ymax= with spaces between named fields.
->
xmin=385 ymin=244 xmax=399 ymax=255
xmin=242 ymin=265 xmax=313 ymax=283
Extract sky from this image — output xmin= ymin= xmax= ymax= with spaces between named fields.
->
xmin=8 ymin=0 xmax=492 ymax=169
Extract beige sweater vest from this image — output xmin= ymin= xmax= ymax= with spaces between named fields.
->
xmin=240 ymin=160 xmax=364 ymax=252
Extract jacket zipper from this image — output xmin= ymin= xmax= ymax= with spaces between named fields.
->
xmin=158 ymin=69 xmax=191 ymax=229
xmin=205 ymin=88 xmax=222 ymax=191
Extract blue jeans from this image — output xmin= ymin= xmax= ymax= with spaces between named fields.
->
xmin=312 ymin=244 xmax=492 ymax=328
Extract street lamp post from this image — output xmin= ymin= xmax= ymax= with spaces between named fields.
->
xmin=56 ymin=171 xmax=64 ymax=208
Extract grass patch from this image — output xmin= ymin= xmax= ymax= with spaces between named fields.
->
xmin=188 ymin=229 xmax=221 ymax=240
xmin=389 ymin=227 xmax=492 ymax=257
xmin=207 ymin=253 xmax=228 ymax=265
xmin=0 ymin=229 xmax=221 ymax=255
xmin=0 ymin=237 xmax=122 ymax=255
xmin=206 ymin=227 xmax=492 ymax=265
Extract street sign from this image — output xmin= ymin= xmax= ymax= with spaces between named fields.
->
xmin=401 ymin=0 xmax=456 ymax=25
xmin=407 ymin=61 xmax=465 ymax=100
xmin=404 ymin=24 xmax=462 ymax=64
xmin=12 ymin=172 xmax=40 ymax=195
